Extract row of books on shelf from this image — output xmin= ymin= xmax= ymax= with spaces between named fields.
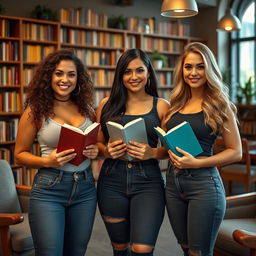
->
xmin=73 ymin=48 xmax=121 ymax=67
xmin=0 ymin=41 xmax=19 ymax=61
xmin=156 ymin=72 xmax=172 ymax=87
xmin=22 ymin=23 xmax=56 ymax=41
xmin=90 ymin=69 xmax=115 ymax=87
xmin=0 ymin=65 xmax=19 ymax=85
xmin=0 ymin=19 xmax=17 ymax=37
xmin=0 ymin=118 xmax=18 ymax=141
xmin=23 ymin=44 xmax=56 ymax=62
xmin=0 ymin=92 xmax=21 ymax=112
xmin=59 ymin=8 xmax=190 ymax=36
xmin=60 ymin=28 xmax=124 ymax=48
xmin=143 ymin=38 xmax=185 ymax=53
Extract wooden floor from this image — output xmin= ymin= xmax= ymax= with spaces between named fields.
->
xmin=86 ymin=180 xmax=249 ymax=256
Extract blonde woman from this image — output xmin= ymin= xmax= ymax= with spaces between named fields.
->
xmin=164 ymin=42 xmax=242 ymax=256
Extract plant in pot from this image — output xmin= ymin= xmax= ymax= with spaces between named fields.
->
xmin=108 ymin=15 xmax=127 ymax=29
xmin=237 ymin=76 xmax=255 ymax=105
xmin=150 ymin=50 xmax=167 ymax=69
xmin=30 ymin=5 xmax=57 ymax=21
xmin=0 ymin=3 xmax=5 ymax=14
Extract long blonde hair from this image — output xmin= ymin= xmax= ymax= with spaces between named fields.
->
xmin=166 ymin=42 xmax=236 ymax=134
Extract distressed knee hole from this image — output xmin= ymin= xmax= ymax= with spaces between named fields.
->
xmin=112 ymin=243 xmax=129 ymax=251
xmin=131 ymin=243 xmax=153 ymax=253
xmin=189 ymin=249 xmax=201 ymax=256
xmin=103 ymin=215 xmax=126 ymax=223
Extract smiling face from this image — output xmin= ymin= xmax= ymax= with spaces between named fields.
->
xmin=51 ymin=60 xmax=77 ymax=100
xmin=122 ymin=57 xmax=149 ymax=93
xmin=183 ymin=52 xmax=207 ymax=90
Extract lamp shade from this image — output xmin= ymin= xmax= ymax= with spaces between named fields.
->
xmin=161 ymin=0 xmax=198 ymax=18
xmin=218 ymin=9 xmax=241 ymax=31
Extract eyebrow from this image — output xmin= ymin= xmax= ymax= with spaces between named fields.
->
xmin=55 ymin=69 xmax=76 ymax=73
xmin=125 ymin=66 xmax=145 ymax=70
xmin=184 ymin=62 xmax=204 ymax=65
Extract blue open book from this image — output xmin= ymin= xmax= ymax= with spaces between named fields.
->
xmin=154 ymin=121 xmax=203 ymax=157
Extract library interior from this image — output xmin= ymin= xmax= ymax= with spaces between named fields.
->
xmin=0 ymin=0 xmax=256 ymax=256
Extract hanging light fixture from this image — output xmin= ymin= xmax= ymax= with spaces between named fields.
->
xmin=160 ymin=0 xmax=198 ymax=18
xmin=218 ymin=2 xmax=241 ymax=31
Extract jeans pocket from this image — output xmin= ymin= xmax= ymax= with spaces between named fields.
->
xmin=33 ymin=172 xmax=59 ymax=189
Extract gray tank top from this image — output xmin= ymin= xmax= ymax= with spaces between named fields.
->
xmin=37 ymin=117 xmax=92 ymax=172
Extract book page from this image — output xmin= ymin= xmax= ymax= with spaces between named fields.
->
xmin=106 ymin=121 xmax=124 ymax=130
xmin=124 ymin=117 xmax=143 ymax=128
xmin=167 ymin=121 xmax=187 ymax=134
xmin=154 ymin=127 xmax=166 ymax=136
xmin=83 ymin=122 xmax=99 ymax=135
xmin=62 ymin=123 xmax=84 ymax=135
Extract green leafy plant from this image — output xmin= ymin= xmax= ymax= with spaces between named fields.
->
xmin=150 ymin=50 xmax=168 ymax=68
xmin=30 ymin=5 xmax=57 ymax=21
xmin=237 ymin=76 xmax=256 ymax=104
xmin=0 ymin=3 xmax=4 ymax=14
xmin=108 ymin=15 xmax=127 ymax=29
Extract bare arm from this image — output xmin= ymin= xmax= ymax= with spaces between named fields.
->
xmin=14 ymin=107 xmax=76 ymax=168
xmin=169 ymin=107 xmax=242 ymax=169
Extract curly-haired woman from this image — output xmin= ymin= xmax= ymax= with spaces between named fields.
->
xmin=15 ymin=49 xmax=98 ymax=256
xmin=164 ymin=42 xmax=242 ymax=256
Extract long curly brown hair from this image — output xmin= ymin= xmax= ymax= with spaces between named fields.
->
xmin=25 ymin=49 xmax=95 ymax=126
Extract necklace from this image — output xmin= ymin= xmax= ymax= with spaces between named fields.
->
xmin=53 ymin=97 xmax=70 ymax=102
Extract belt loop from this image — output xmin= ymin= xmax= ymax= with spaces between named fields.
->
xmin=138 ymin=162 xmax=143 ymax=170
xmin=84 ymin=167 xmax=88 ymax=181
xmin=57 ymin=170 xmax=64 ymax=182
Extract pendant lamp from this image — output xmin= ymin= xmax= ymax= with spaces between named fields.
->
xmin=218 ymin=3 xmax=241 ymax=31
xmin=161 ymin=0 xmax=198 ymax=18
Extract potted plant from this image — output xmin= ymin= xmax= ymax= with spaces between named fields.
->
xmin=30 ymin=5 xmax=57 ymax=21
xmin=108 ymin=15 xmax=127 ymax=29
xmin=150 ymin=50 xmax=167 ymax=69
xmin=0 ymin=4 xmax=5 ymax=14
xmin=237 ymin=76 xmax=256 ymax=104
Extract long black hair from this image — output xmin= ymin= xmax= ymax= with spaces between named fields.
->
xmin=100 ymin=48 xmax=158 ymax=136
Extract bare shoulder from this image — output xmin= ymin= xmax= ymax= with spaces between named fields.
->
xmin=157 ymin=97 xmax=170 ymax=111
xmin=157 ymin=97 xmax=170 ymax=120
xmin=96 ymin=97 xmax=109 ymax=121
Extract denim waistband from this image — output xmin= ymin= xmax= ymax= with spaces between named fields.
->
xmin=167 ymin=165 xmax=219 ymax=177
xmin=38 ymin=166 xmax=92 ymax=182
xmin=106 ymin=158 xmax=158 ymax=168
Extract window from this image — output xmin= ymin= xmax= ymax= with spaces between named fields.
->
xmin=230 ymin=0 xmax=255 ymax=103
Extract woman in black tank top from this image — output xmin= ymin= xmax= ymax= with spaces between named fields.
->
xmin=96 ymin=48 xmax=170 ymax=256
xmin=164 ymin=42 xmax=242 ymax=256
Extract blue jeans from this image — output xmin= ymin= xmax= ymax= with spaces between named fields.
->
xmin=97 ymin=158 xmax=165 ymax=254
xmin=29 ymin=166 xmax=97 ymax=256
xmin=165 ymin=165 xmax=226 ymax=256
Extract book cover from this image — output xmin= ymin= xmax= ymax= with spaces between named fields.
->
xmin=57 ymin=122 xmax=100 ymax=166
xmin=154 ymin=121 xmax=203 ymax=157
xmin=106 ymin=117 xmax=148 ymax=161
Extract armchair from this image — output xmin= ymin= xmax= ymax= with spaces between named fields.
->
xmin=214 ymin=192 xmax=256 ymax=256
xmin=0 ymin=160 xmax=34 ymax=256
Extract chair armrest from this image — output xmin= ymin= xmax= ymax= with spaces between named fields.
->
xmin=233 ymin=229 xmax=256 ymax=250
xmin=224 ymin=192 xmax=256 ymax=219
xmin=0 ymin=213 xmax=24 ymax=227
xmin=16 ymin=185 xmax=31 ymax=212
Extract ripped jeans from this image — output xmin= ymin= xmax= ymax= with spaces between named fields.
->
xmin=165 ymin=165 xmax=226 ymax=256
xmin=97 ymin=158 xmax=165 ymax=255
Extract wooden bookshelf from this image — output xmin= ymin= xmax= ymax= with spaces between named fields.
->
xmin=0 ymin=12 xmax=205 ymax=184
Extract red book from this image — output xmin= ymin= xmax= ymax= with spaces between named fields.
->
xmin=56 ymin=122 xmax=100 ymax=166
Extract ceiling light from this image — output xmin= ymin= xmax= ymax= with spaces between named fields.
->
xmin=161 ymin=0 xmax=198 ymax=18
xmin=218 ymin=7 xmax=241 ymax=31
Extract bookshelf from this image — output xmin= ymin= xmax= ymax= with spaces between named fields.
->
xmin=0 ymin=12 xmax=204 ymax=184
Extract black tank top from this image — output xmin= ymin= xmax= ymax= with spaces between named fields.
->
xmin=166 ymin=111 xmax=217 ymax=156
xmin=103 ymin=97 xmax=160 ymax=148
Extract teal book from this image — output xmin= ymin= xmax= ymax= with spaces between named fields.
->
xmin=106 ymin=117 xmax=148 ymax=161
xmin=154 ymin=121 xmax=203 ymax=157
